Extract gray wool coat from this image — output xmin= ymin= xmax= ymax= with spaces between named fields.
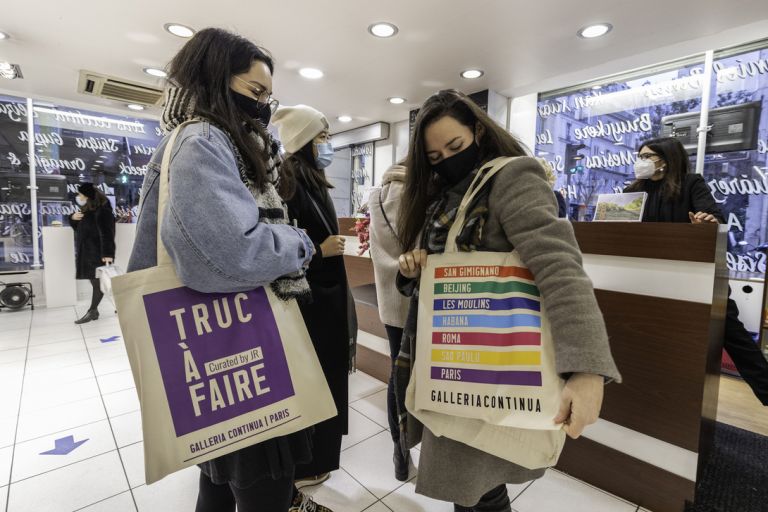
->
xmin=408 ymin=157 xmax=622 ymax=506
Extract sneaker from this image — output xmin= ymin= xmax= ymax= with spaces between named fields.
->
xmin=289 ymin=490 xmax=334 ymax=512
xmin=295 ymin=472 xmax=331 ymax=489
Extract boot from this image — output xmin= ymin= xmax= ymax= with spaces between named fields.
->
xmin=75 ymin=309 xmax=99 ymax=325
xmin=394 ymin=445 xmax=410 ymax=482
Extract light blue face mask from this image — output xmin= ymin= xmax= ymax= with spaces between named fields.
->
xmin=315 ymin=142 xmax=334 ymax=169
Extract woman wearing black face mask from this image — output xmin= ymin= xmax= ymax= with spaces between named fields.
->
xmin=149 ymin=28 xmax=338 ymax=512
xmin=230 ymin=74 xmax=276 ymax=128
xmin=395 ymin=90 xmax=620 ymax=512
xmin=274 ymin=105 xmax=357 ymax=495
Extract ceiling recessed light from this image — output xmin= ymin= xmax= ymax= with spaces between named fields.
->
xmin=337 ymin=115 xmax=352 ymax=123
xmin=388 ymin=97 xmax=406 ymax=105
xmin=127 ymin=104 xmax=145 ymax=111
xmin=299 ymin=68 xmax=324 ymax=79
xmin=578 ymin=23 xmax=613 ymax=39
xmin=0 ymin=32 xmax=9 ymax=41
xmin=143 ymin=67 xmax=167 ymax=78
xmin=461 ymin=69 xmax=484 ymax=79
xmin=164 ymin=23 xmax=195 ymax=38
xmin=368 ymin=22 xmax=399 ymax=38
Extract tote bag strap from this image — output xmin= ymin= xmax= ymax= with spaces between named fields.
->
xmin=156 ymin=121 xmax=197 ymax=267
xmin=444 ymin=156 xmax=520 ymax=253
xmin=306 ymin=190 xmax=336 ymax=237
xmin=378 ymin=189 xmax=397 ymax=237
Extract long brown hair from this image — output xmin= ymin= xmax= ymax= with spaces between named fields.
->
xmin=82 ymin=188 xmax=109 ymax=212
xmin=625 ymin=137 xmax=690 ymax=200
xmin=167 ymin=28 xmax=275 ymax=190
xmin=278 ymin=141 xmax=334 ymax=200
xmin=398 ymin=89 xmax=528 ymax=251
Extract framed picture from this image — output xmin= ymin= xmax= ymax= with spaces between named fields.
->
xmin=593 ymin=192 xmax=648 ymax=222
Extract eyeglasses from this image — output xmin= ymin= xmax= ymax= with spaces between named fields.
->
xmin=637 ymin=152 xmax=661 ymax=161
xmin=235 ymin=76 xmax=279 ymax=113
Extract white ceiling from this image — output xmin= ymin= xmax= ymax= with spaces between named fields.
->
xmin=1 ymin=0 xmax=767 ymax=131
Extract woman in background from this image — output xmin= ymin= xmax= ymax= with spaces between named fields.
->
xmin=368 ymin=160 xmax=412 ymax=481
xmin=274 ymin=104 xmax=357 ymax=493
xmin=69 ymin=182 xmax=115 ymax=324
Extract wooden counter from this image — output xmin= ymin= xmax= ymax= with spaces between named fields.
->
xmin=343 ymin=221 xmax=727 ymax=512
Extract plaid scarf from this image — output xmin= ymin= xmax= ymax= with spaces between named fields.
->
xmin=393 ymin=166 xmax=494 ymax=454
xmin=161 ymin=87 xmax=311 ymax=302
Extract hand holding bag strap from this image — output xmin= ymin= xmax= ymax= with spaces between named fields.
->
xmin=444 ymin=156 xmax=520 ymax=253
xmin=156 ymin=121 xmax=196 ymax=267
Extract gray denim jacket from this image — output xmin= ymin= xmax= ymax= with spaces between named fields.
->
xmin=127 ymin=121 xmax=314 ymax=292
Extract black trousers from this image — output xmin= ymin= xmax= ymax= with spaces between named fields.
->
xmin=385 ymin=325 xmax=405 ymax=443
xmin=453 ymin=484 xmax=512 ymax=512
xmin=725 ymin=296 xmax=768 ymax=405
xmin=195 ymin=471 xmax=294 ymax=512
xmin=89 ymin=278 xmax=104 ymax=311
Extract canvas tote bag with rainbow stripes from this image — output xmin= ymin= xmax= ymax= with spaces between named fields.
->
xmin=406 ymin=157 xmax=566 ymax=469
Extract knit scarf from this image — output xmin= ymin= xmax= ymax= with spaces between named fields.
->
xmin=161 ymin=87 xmax=311 ymax=302
xmin=394 ymin=166 xmax=494 ymax=455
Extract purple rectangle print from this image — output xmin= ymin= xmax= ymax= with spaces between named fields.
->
xmin=143 ymin=287 xmax=295 ymax=437
xmin=431 ymin=367 xmax=542 ymax=386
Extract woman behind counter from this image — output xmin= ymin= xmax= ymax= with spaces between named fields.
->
xmin=626 ymin=136 xmax=768 ymax=406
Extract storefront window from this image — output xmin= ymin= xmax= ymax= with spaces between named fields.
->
xmin=0 ymin=94 xmax=161 ymax=271
xmin=706 ymin=46 xmax=768 ymax=276
xmin=0 ymin=95 xmax=34 ymax=269
xmin=534 ymin=41 xmax=768 ymax=279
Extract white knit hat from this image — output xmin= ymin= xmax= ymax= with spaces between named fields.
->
xmin=272 ymin=104 xmax=329 ymax=154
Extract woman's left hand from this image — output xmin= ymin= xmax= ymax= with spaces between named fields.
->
xmin=102 ymin=257 xmax=114 ymax=264
xmin=689 ymin=211 xmax=719 ymax=224
xmin=554 ymin=373 xmax=604 ymax=439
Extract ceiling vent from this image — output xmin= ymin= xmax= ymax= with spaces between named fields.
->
xmin=77 ymin=70 xmax=163 ymax=106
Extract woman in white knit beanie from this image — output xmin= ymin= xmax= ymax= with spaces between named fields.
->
xmin=273 ymin=105 xmax=357 ymax=495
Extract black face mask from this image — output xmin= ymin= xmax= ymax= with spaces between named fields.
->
xmin=432 ymin=140 xmax=480 ymax=185
xmin=231 ymin=91 xmax=272 ymax=127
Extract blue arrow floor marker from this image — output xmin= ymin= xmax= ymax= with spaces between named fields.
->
xmin=100 ymin=336 xmax=121 ymax=343
xmin=40 ymin=435 xmax=89 ymax=455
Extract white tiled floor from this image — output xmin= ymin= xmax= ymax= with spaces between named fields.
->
xmin=0 ymin=304 xmax=645 ymax=512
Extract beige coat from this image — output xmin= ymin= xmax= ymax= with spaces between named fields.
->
xmin=368 ymin=165 xmax=410 ymax=328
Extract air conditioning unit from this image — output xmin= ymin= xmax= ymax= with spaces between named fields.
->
xmin=77 ymin=70 xmax=164 ymax=107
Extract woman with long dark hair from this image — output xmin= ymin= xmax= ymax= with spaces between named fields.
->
xmin=625 ymin=136 xmax=721 ymax=222
xmin=395 ymin=90 xmax=621 ymax=511
xmin=626 ymin=136 xmax=768 ymax=405
xmin=274 ymin=104 xmax=356 ymax=489
xmin=70 ymin=182 xmax=115 ymax=324
xmin=127 ymin=28 xmax=334 ymax=512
